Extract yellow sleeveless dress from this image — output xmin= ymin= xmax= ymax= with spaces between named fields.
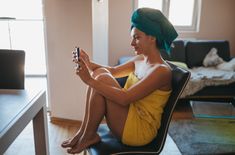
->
xmin=122 ymin=72 xmax=171 ymax=146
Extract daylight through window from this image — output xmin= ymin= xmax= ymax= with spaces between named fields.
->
xmin=0 ymin=0 xmax=46 ymax=76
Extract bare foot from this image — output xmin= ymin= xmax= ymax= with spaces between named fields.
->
xmin=61 ymin=132 xmax=82 ymax=148
xmin=67 ymin=133 xmax=101 ymax=154
xmin=61 ymin=138 xmax=76 ymax=148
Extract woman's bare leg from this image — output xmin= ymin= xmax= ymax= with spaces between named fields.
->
xmin=67 ymin=87 xmax=105 ymax=154
xmin=61 ymin=68 xmax=113 ymax=148
xmin=67 ymin=69 xmax=129 ymax=154
xmin=61 ymin=86 xmax=92 ymax=148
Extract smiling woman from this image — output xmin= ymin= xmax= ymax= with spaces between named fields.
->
xmin=0 ymin=0 xmax=47 ymax=76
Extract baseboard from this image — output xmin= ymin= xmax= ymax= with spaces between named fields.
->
xmin=50 ymin=116 xmax=82 ymax=127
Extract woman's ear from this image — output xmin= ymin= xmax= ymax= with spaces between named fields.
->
xmin=149 ymin=36 xmax=156 ymax=43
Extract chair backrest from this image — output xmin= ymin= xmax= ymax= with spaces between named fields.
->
xmin=151 ymin=61 xmax=190 ymax=153
xmin=0 ymin=49 xmax=25 ymax=89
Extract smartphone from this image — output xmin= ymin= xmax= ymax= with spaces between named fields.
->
xmin=76 ymin=47 xmax=80 ymax=58
xmin=75 ymin=47 xmax=80 ymax=68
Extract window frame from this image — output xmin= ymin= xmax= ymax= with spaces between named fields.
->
xmin=133 ymin=0 xmax=201 ymax=32
xmin=0 ymin=0 xmax=47 ymax=77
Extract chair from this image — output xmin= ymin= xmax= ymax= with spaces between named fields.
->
xmin=86 ymin=62 xmax=191 ymax=155
xmin=0 ymin=49 xmax=25 ymax=89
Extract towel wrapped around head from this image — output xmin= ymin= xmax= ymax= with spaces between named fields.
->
xmin=131 ymin=7 xmax=178 ymax=54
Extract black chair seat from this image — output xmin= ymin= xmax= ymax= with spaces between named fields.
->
xmin=89 ymin=124 xmax=166 ymax=155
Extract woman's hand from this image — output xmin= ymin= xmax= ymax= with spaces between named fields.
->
xmin=76 ymin=57 xmax=93 ymax=85
xmin=80 ymin=49 xmax=93 ymax=70
xmin=72 ymin=48 xmax=91 ymax=69
xmin=80 ymin=49 xmax=90 ymax=64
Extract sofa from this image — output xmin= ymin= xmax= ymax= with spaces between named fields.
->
xmin=116 ymin=40 xmax=235 ymax=105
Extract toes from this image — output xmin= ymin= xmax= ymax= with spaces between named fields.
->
xmin=67 ymin=148 xmax=78 ymax=154
xmin=61 ymin=139 xmax=75 ymax=148
xmin=61 ymin=140 xmax=70 ymax=148
xmin=61 ymin=137 xmax=78 ymax=148
xmin=61 ymin=143 xmax=69 ymax=148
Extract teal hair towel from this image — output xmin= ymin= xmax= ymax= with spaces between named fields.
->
xmin=131 ymin=7 xmax=178 ymax=54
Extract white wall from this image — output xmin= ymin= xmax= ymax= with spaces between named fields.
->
xmin=44 ymin=0 xmax=92 ymax=120
xmin=108 ymin=0 xmax=133 ymax=66
xmin=92 ymin=0 xmax=109 ymax=65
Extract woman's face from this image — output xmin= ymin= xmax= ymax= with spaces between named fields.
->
xmin=130 ymin=27 xmax=154 ymax=55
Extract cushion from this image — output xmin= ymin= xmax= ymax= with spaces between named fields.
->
xmin=217 ymin=58 xmax=235 ymax=71
xmin=202 ymin=48 xmax=224 ymax=67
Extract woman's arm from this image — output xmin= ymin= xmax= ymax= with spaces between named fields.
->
xmin=78 ymin=58 xmax=172 ymax=106
xmin=91 ymin=65 xmax=171 ymax=106
xmin=78 ymin=49 xmax=142 ymax=78
xmin=88 ymin=61 xmax=109 ymax=71
xmin=78 ymin=50 xmax=108 ymax=71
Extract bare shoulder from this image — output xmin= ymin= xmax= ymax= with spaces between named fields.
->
xmin=154 ymin=63 xmax=172 ymax=75
xmin=150 ymin=63 xmax=172 ymax=87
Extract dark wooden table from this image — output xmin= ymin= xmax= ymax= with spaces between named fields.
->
xmin=0 ymin=88 xmax=49 ymax=155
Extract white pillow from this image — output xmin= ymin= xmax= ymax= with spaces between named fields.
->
xmin=217 ymin=58 xmax=235 ymax=71
xmin=203 ymin=48 xmax=224 ymax=67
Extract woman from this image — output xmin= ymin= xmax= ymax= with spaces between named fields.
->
xmin=61 ymin=7 xmax=178 ymax=154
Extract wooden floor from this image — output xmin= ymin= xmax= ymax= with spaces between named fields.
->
xmin=4 ymin=103 xmax=192 ymax=155
xmin=4 ymin=117 xmax=82 ymax=155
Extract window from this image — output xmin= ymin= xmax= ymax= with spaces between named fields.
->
xmin=134 ymin=0 xmax=201 ymax=32
xmin=0 ymin=0 xmax=46 ymax=76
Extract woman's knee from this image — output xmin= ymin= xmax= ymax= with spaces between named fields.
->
xmin=95 ymin=72 xmax=120 ymax=87
xmin=92 ymin=67 xmax=110 ymax=78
